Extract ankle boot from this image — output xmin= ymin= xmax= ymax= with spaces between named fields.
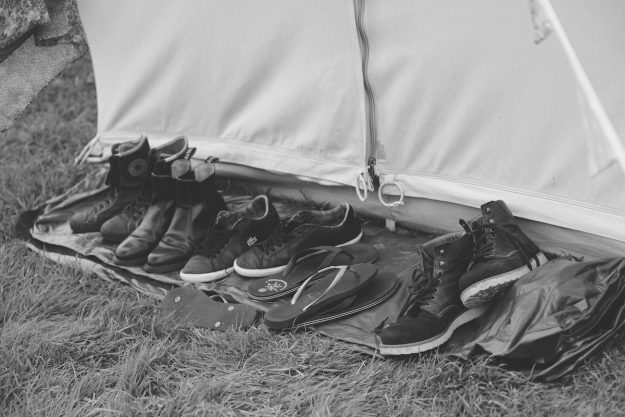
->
xmin=458 ymin=200 xmax=548 ymax=308
xmin=113 ymin=158 xmax=185 ymax=266
xmin=144 ymin=160 xmax=226 ymax=273
xmin=101 ymin=136 xmax=188 ymax=243
xmin=378 ymin=232 xmax=487 ymax=355
xmin=69 ymin=135 xmax=151 ymax=233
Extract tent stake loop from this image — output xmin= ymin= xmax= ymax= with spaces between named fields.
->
xmin=378 ymin=180 xmax=404 ymax=208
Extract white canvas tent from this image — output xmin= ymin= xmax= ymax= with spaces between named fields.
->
xmin=76 ymin=0 xmax=625 ymax=259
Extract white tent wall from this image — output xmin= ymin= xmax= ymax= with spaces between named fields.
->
xmin=365 ymin=0 xmax=625 ymax=249
xmin=76 ymin=0 xmax=370 ymax=188
xmin=76 ymin=0 xmax=625 ymax=259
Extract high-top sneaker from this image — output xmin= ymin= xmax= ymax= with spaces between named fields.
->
xmin=233 ymin=203 xmax=362 ymax=278
xmin=144 ymin=160 xmax=226 ymax=273
xmin=100 ymin=136 xmax=188 ymax=243
xmin=378 ymin=232 xmax=487 ymax=355
xmin=458 ymin=200 xmax=548 ymax=308
xmin=69 ymin=135 xmax=151 ymax=233
xmin=179 ymin=195 xmax=280 ymax=283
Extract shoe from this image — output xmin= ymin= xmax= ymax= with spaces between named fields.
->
xmin=144 ymin=160 xmax=226 ymax=273
xmin=458 ymin=200 xmax=548 ymax=308
xmin=69 ymin=135 xmax=151 ymax=233
xmin=100 ymin=136 xmax=188 ymax=243
xmin=179 ymin=195 xmax=280 ymax=283
xmin=233 ymin=203 xmax=362 ymax=278
xmin=378 ymin=232 xmax=488 ymax=355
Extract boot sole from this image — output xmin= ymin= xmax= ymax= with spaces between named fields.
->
xmin=460 ymin=252 xmax=549 ymax=308
xmin=378 ymin=305 xmax=489 ymax=355
xmin=232 ymin=232 xmax=363 ymax=278
xmin=179 ymin=267 xmax=233 ymax=283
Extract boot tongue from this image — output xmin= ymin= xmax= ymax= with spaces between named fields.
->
xmin=483 ymin=200 xmax=514 ymax=222
xmin=193 ymin=162 xmax=215 ymax=182
xmin=171 ymin=159 xmax=192 ymax=179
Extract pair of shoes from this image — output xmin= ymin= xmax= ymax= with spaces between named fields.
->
xmin=114 ymin=158 xmax=226 ymax=273
xmin=263 ymin=263 xmax=400 ymax=330
xmin=69 ymin=135 xmax=188 ymax=243
xmin=233 ymin=203 xmax=363 ymax=278
xmin=179 ymin=201 xmax=362 ymax=283
xmin=378 ymin=200 xmax=546 ymax=355
xmin=179 ymin=195 xmax=281 ymax=283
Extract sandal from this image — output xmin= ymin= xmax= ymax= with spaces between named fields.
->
xmin=248 ymin=244 xmax=377 ymax=301
xmin=157 ymin=287 xmax=258 ymax=331
xmin=263 ymin=263 xmax=378 ymax=330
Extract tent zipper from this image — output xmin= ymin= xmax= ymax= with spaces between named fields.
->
xmin=354 ymin=0 xmax=378 ymax=196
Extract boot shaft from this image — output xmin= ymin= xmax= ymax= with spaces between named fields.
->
xmin=419 ymin=232 xmax=473 ymax=316
xmin=478 ymin=200 xmax=539 ymax=260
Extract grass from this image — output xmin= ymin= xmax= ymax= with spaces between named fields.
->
xmin=1 ymin=55 xmax=625 ymax=416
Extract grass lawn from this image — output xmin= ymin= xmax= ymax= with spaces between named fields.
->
xmin=2 ymin=55 xmax=625 ymax=417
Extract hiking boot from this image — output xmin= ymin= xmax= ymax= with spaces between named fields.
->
xmin=144 ymin=160 xmax=226 ymax=273
xmin=378 ymin=232 xmax=487 ymax=355
xmin=179 ymin=195 xmax=280 ymax=283
xmin=233 ymin=203 xmax=362 ymax=278
xmin=69 ymin=135 xmax=151 ymax=234
xmin=100 ymin=136 xmax=188 ymax=243
xmin=458 ymin=200 xmax=548 ymax=308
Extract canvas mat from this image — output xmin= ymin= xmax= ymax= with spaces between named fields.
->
xmin=27 ymin=167 xmax=424 ymax=353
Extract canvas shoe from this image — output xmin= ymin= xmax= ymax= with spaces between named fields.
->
xmin=179 ymin=195 xmax=280 ymax=283
xmin=378 ymin=232 xmax=488 ymax=355
xmin=233 ymin=203 xmax=362 ymax=278
xmin=458 ymin=200 xmax=548 ymax=308
xmin=69 ymin=135 xmax=151 ymax=233
xmin=100 ymin=136 xmax=188 ymax=243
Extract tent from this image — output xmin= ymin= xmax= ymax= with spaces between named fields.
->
xmin=75 ymin=0 xmax=625 ymax=259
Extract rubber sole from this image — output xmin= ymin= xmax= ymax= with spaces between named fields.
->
xmin=378 ymin=305 xmax=489 ymax=355
xmin=460 ymin=252 xmax=549 ymax=308
xmin=179 ymin=267 xmax=233 ymax=283
xmin=233 ymin=231 xmax=363 ymax=278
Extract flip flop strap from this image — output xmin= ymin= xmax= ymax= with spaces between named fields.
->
xmin=283 ymin=246 xmax=354 ymax=276
xmin=291 ymin=265 xmax=351 ymax=312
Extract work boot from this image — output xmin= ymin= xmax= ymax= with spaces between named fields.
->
xmin=378 ymin=232 xmax=487 ymax=355
xmin=180 ymin=195 xmax=280 ymax=283
xmin=100 ymin=136 xmax=188 ymax=243
xmin=458 ymin=200 xmax=548 ymax=308
xmin=69 ymin=135 xmax=151 ymax=233
xmin=144 ymin=160 xmax=226 ymax=273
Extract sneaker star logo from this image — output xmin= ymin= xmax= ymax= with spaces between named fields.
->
xmin=128 ymin=159 xmax=148 ymax=177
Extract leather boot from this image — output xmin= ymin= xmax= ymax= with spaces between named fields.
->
xmin=69 ymin=135 xmax=151 ymax=233
xmin=101 ymin=136 xmax=188 ymax=243
xmin=379 ymin=232 xmax=487 ymax=355
xmin=113 ymin=158 xmax=183 ymax=266
xmin=144 ymin=160 xmax=226 ymax=273
xmin=458 ymin=200 xmax=548 ymax=308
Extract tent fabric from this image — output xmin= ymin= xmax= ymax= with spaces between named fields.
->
xmin=76 ymin=0 xmax=625 ymax=258
xmin=76 ymin=0 xmax=370 ymax=189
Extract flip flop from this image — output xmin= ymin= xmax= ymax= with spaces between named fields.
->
xmin=294 ymin=271 xmax=400 ymax=328
xmin=156 ymin=287 xmax=258 ymax=331
xmin=247 ymin=244 xmax=377 ymax=301
xmin=263 ymin=263 xmax=378 ymax=330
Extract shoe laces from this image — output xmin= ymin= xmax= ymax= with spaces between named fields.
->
xmin=459 ymin=218 xmax=536 ymax=270
xmin=121 ymin=195 xmax=148 ymax=223
xmin=196 ymin=228 xmax=237 ymax=257
xmin=399 ymin=247 xmax=439 ymax=318
xmin=257 ymin=213 xmax=311 ymax=253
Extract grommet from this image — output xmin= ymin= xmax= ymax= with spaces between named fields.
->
xmin=174 ymin=296 xmax=181 ymax=303
xmin=215 ymin=321 xmax=221 ymax=327
xmin=227 ymin=306 xmax=234 ymax=311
